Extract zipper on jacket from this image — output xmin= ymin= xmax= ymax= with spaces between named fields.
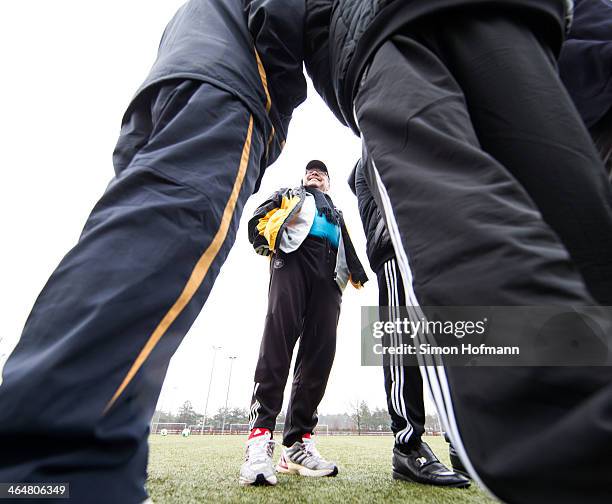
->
xmin=275 ymin=186 xmax=307 ymax=251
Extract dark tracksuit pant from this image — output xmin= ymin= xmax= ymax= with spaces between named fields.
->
xmin=249 ymin=236 xmax=341 ymax=447
xmin=354 ymin=11 xmax=612 ymax=504
xmin=558 ymin=0 xmax=612 ymax=180
xmin=590 ymin=107 xmax=612 ymax=179
xmin=378 ymin=258 xmax=425 ymax=448
xmin=0 ymin=80 xmax=266 ymax=503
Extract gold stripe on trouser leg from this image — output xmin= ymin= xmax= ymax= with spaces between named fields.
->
xmin=265 ymin=126 xmax=275 ymax=160
xmin=104 ymin=115 xmax=254 ymax=413
xmin=254 ymin=49 xmax=271 ymax=113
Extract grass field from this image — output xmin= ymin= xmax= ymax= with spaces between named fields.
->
xmin=147 ymin=435 xmax=494 ymax=503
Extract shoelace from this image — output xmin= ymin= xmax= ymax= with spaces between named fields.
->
xmin=245 ymin=438 xmax=276 ymax=464
xmin=302 ymin=439 xmax=322 ymax=460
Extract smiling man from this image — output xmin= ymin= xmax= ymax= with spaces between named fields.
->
xmin=240 ymin=160 xmax=367 ymax=486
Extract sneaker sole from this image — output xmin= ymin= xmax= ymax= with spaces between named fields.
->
xmin=287 ymin=461 xmax=338 ymax=478
xmin=239 ymin=473 xmax=277 ymax=486
xmin=392 ymin=470 xmax=470 ymax=489
xmin=275 ymin=463 xmax=297 ymax=474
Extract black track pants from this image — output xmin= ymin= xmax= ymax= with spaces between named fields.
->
xmin=354 ymin=12 xmax=612 ymax=504
xmin=0 ymin=81 xmax=265 ymax=504
xmin=590 ymin=107 xmax=612 ymax=180
xmin=249 ymin=237 xmax=341 ymax=447
xmin=431 ymin=14 xmax=612 ymax=305
xmin=378 ymin=258 xmax=425 ymax=447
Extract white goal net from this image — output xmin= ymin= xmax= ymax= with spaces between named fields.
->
xmin=151 ymin=422 xmax=187 ymax=435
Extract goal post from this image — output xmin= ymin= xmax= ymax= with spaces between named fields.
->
xmin=188 ymin=424 xmax=212 ymax=435
xmin=314 ymin=424 xmax=329 ymax=436
xmin=151 ymin=422 xmax=187 ymax=435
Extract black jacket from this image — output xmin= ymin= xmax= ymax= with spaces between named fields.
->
xmin=117 ymin=0 xmax=307 ymax=174
xmin=306 ymin=0 xmax=574 ymax=134
xmin=248 ymin=185 xmax=369 ymax=290
xmin=348 ymin=161 xmax=394 ymax=274
xmin=559 ymin=0 xmax=612 ymax=128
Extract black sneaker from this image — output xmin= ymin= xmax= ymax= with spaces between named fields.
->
xmin=392 ymin=441 xmax=470 ymax=488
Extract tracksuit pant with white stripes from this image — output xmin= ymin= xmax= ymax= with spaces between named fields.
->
xmin=0 ymin=80 xmax=269 ymax=504
xmin=378 ymin=258 xmax=425 ymax=448
xmin=249 ymin=236 xmax=341 ymax=447
xmin=354 ymin=11 xmax=612 ymax=504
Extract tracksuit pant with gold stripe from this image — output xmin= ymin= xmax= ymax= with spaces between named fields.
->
xmin=0 ymin=80 xmax=266 ymax=503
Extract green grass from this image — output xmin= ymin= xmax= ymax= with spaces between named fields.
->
xmin=147 ymin=435 xmax=493 ymax=503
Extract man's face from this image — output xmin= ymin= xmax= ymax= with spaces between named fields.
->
xmin=303 ymin=168 xmax=330 ymax=192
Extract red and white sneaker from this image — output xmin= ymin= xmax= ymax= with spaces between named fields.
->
xmin=275 ymin=450 xmax=292 ymax=474
xmin=239 ymin=429 xmax=277 ymax=486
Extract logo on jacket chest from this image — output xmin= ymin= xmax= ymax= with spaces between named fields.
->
xmin=273 ymin=257 xmax=285 ymax=270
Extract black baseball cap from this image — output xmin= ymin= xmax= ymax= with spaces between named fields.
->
xmin=305 ymin=159 xmax=329 ymax=177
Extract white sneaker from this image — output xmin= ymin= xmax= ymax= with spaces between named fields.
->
xmin=239 ymin=430 xmax=278 ymax=486
xmin=277 ymin=436 xmax=338 ymax=477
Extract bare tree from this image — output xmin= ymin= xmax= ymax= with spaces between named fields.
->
xmin=349 ymin=400 xmax=370 ymax=435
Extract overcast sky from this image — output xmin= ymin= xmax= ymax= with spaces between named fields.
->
xmin=0 ymin=1 xmax=436 ymax=418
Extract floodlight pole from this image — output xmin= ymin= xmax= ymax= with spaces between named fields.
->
xmin=202 ymin=345 xmax=222 ymax=434
xmin=221 ymin=356 xmax=237 ymax=434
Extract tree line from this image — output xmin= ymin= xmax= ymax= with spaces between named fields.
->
xmin=153 ymin=400 xmax=442 ymax=434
